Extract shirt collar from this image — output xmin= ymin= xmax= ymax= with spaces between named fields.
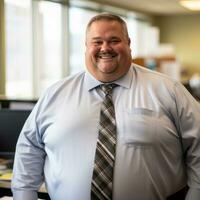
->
xmin=84 ymin=65 xmax=133 ymax=91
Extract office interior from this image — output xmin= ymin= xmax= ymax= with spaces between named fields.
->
xmin=0 ymin=0 xmax=200 ymax=198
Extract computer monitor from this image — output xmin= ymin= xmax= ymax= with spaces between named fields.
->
xmin=0 ymin=109 xmax=31 ymax=160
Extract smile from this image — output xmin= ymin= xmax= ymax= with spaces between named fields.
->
xmin=98 ymin=52 xmax=117 ymax=59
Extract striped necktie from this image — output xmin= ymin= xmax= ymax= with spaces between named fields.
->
xmin=91 ymin=84 xmax=117 ymax=200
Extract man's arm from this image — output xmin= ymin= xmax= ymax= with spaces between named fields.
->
xmin=173 ymin=83 xmax=200 ymax=199
xmin=11 ymin=102 xmax=46 ymax=200
xmin=12 ymin=190 xmax=38 ymax=200
xmin=185 ymin=188 xmax=200 ymax=200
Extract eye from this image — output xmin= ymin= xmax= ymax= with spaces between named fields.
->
xmin=110 ymin=39 xmax=120 ymax=44
xmin=92 ymin=40 xmax=102 ymax=46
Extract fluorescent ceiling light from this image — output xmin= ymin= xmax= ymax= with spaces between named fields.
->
xmin=180 ymin=0 xmax=200 ymax=10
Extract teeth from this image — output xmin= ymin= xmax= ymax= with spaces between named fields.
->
xmin=99 ymin=54 xmax=116 ymax=58
xmin=100 ymin=56 xmax=112 ymax=58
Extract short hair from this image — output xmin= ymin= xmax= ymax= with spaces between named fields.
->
xmin=86 ymin=13 xmax=129 ymax=39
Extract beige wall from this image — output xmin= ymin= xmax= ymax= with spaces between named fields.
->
xmin=154 ymin=14 xmax=200 ymax=77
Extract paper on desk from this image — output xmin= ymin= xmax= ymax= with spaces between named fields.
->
xmin=0 ymin=172 xmax=12 ymax=181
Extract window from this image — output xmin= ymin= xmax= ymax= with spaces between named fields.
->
xmin=5 ymin=0 xmax=32 ymax=98
xmin=5 ymin=0 xmax=67 ymax=98
xmin=33 ymin=0 xmax=65 ymax=96
xmin=69 ymin=7 xmax=98 ymax=74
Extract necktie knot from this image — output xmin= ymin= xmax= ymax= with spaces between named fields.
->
xmin=100 ymin=83 xmax=117 ymax=96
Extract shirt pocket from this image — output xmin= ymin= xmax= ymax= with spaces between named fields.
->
xmin=122 ymin=108 xmax=158 ymax=148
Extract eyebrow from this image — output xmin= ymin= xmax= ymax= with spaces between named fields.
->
xmin=91 ymin=37 xmax=102 ymax=40
xmin=91 ymin=36 xmax=120 ymax=40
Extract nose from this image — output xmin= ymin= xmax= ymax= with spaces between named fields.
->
xmin=101 ymin=41 xmax=112 ymax=51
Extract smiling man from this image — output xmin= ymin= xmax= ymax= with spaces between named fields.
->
xmin=12 ymin=13 xmax=200 ymax=200
xmin=85 ymin=15 xmax=132 ymax=82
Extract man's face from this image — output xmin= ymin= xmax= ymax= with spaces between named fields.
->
xmin=85 ymin=20 xmax=132 ymax=82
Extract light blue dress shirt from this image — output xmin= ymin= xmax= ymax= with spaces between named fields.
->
xmin=11 ymin=64 xmax=200 ymax=200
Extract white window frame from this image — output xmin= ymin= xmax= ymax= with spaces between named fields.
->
xmin=32 ymin=0 xmax=69 ymax=97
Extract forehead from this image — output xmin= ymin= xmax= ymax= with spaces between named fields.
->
xmin=87 ymin=20 xmax=125 ymax=38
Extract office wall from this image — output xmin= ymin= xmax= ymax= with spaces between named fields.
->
xmin=154 ymin=14 xmax=200 ymax=76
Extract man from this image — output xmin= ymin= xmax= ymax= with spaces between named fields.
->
xmin=12 ymin=13 xmax=200 ymax=200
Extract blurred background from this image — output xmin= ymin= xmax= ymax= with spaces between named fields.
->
xmin=0 ymin=0 xmax=200 ymax=100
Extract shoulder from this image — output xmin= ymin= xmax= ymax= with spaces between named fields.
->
xmin=35 ymin=71 xmax=85 ymax=109
xmin=131 ymin=63 xmax=188 ymax=104
xmin=133 ymin=63 xmax=176 ymax=82
xmin=132 ymin=63 xmax=179 ymax=89
xmin=43 ymin=71 xmax=86 ymax=96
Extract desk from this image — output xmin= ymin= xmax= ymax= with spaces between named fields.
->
xmin=0 ymin=180 xmax=49 ymax=199
xmin=0 ymin=181 xmax=10 ymax=190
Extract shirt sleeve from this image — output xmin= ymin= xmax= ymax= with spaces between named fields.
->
xmin=11 ymin=98 xmax=46 ymax=200
xmin=173 ymin=83 xmax=200 ymax=192
xmin=185 ymin=188 xmax=200 ymax=200
xmin=12 ymin=190 xmax=38 ymax=200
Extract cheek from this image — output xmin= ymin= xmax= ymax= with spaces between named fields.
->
xmin=113 ymin=45 xmax=128 ymax=54
xmin=86 ymin=46 xmax=99 ymax=57
xmin=118 ymin=47 xmax=131 ymax=58
xmin=85 ymin=48 xmax=98 ymax=66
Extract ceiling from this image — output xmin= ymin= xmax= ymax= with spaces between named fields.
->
xmin=92 ymin=0 xmax=200 ymax=15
